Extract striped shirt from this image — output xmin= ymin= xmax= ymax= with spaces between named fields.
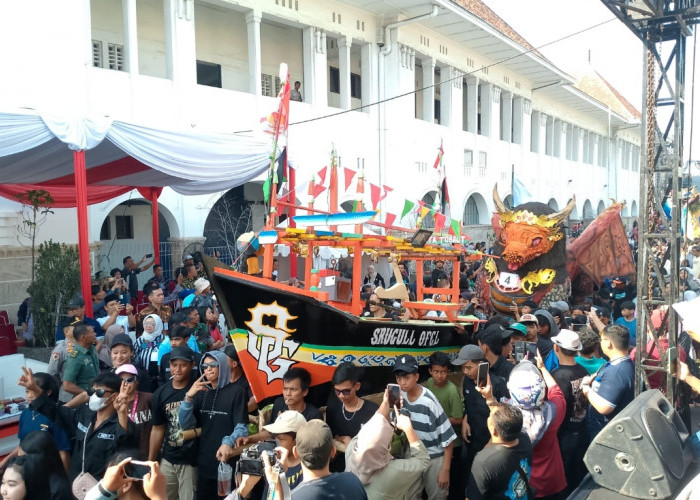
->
xmin=402 ymin=386 xmax=457 ymax=458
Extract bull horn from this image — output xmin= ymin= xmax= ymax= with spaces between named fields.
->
xmin=493 ymin=184 xmax=507 ymax=215
xmin=548 ymin=196 xmax=576 ymax=224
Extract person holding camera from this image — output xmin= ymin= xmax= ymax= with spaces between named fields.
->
xmin=85 ymin=454 xmax=167 ymax=500
xmin=178 ymin=351 xmax=248 ymax=500
xmin=345 ymin=387 xmax=430 ymax=499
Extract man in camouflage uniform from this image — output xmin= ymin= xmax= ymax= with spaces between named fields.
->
xmin=48 ymin=316 xmax=81 ymax=403
xmin=62 ymin=323 xmax=99 ymax=397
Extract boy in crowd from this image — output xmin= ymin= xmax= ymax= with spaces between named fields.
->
xmin=394 ymin=354 xmax=456 ymax=500
xmin=159 ymin=326 xmax=202 ymax=385
xmin=575 ymin=327 xmax=607 ymax=374
xmin=465 ymin=403 xmax=533 ymax=500
xmin=224 ymin=345 xmax=257 ymax=413
xmin=581 ymin=325 xmax=635 ymax=439
xmin=149 ymin=346 xmax=198 ymax=500
xmin=615 ymin=300 xmax=637 ymax=346
xmin=477 ymin=324 xmax=514 ymax=381
xmin=424 ymin=352 xmax=464 ymax=500
xmin=236 ymin=368 xmax=322 ymax=447
xmin=551 ymin=329 xmax=590 ymax=492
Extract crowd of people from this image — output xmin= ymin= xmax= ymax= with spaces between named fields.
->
xmin=4 ymin=234 xmax=700 ymax=500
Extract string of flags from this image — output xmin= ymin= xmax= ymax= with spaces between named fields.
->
xmin=278 ymin=164 xmax=464 ymax=239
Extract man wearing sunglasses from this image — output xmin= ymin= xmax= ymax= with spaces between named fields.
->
xmin=178 ymin=350 xmax=248 ymax=500
xmin=115 ymin=364 xmax=154 ymax=456
xmin=326 ymin=362 xmax=378 ymax=472
xmin=19 ymin=367 xmax=135 ymax=481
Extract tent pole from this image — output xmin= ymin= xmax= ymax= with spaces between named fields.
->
xmin=74 ymin=150 xmax=92 ymax=318
xmin=151 ymin=190 xmax=160 ymax=265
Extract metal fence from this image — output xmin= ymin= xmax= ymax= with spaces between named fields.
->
xmin=158 ymin=242 xmax=237 ymax=279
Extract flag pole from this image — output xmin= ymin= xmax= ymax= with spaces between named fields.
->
xmin=511 ymin=164 xmax=515 ymax=207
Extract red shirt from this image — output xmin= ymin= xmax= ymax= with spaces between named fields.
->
xmin=529 ymin=384 xmax=567 ymax=497
xmin=209 ymin=324 xmax=223 ymax=343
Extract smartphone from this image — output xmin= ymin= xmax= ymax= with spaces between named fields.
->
xmin=513 ymin=341 xmax=526 ymax=362
xmin=476 ymin=362 xmax=489 ymax=388
xmin=125 ymin=461 xmax=150 ymax=480
xmin=525 ymin=342 xmax=538 ymax=360
xmin=387 ymin=384 xmax=401 ymax=409
xmin=146 ymin=253 xmax=153 ymax=258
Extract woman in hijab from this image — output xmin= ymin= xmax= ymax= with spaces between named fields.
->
xmin=135 ymin=314 xmax=164 ymax=389
xmin=507 ymin=357 xmax=567 ymax=499
xmin=345 ymin=388 xmax=429 ymax=500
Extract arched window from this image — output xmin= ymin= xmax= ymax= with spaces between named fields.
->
xmin=463 ymin=196 xmax=480 ymax=225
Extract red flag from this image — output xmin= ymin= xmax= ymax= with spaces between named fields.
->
xmin=433 ymin=140 xmax=444 ymax=170
xmin=435 ymin=212 xmax=446 ymax=233
xmin=385 ymin=213 xmax=397 ymax=227
xmin=317 ymin=167 xmax=327 ymax=185
xmin=370 ymin=183 xmax=382 ymax=209
xmin=344 ymin=168 xmax=356 ymax=190
xmin=261 ymin=66 xmax=291 ymax=137
xmin=379 ymin=185 xmax=392 ymax=204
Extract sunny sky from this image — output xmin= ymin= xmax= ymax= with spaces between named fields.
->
xmin=483 ymin=0 xmax=699 ymax=162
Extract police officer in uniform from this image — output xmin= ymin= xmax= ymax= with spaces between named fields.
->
xmin=48 ymin=317 xmax=80 ymax=403
xmin=62 ymin=323 xmax=100 ymax=397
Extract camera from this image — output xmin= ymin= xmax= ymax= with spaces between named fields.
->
xmin=238 ymin=440 xmax=277 ymax=476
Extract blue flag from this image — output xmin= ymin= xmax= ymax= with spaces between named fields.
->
xmin=512 ymin=177 xmax=533 ymax=206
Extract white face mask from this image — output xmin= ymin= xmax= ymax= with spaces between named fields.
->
xmin=88 ymin=393 xmax=111 ymax=412
xmin=141 ymin=331 xmax=158 ymax=342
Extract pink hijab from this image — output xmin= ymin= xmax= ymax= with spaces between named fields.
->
xmin=345 ymin=413 xmax=394 ymax=485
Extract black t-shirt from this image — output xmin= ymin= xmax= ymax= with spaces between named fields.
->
xmin=158 ymin=352 xmax=202 ymax=386
xmin=191 ymin=383 xmax=249 ymax=479
xmin=490 ymin=356 xmax=514 ymax=382
xmin=122 ymin=267 xmax=141 ymax=297
xmin=552 ymin=363 xmax=589 ymax=435
xmin=463 ymin=375 xmax=508 ymax=452
xmin=292 ymin=472 xmax=368 ymax=500
xmin=269 ymin=397 xmax=323 ymax=424
xmin=466 ymin=431 xmax=533 ymax=500
xmin=151 ymin=379 xmax=198 ymax=465
xmin=325 ymin=397 xmax=379 ymax=472
xmin=231 ymin=375 xmax=254 ymax=403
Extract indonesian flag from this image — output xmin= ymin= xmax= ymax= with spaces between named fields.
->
xmin=261 ymin=63 xmax=291 ymax=139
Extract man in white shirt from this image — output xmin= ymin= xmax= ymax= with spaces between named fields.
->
xmin=97 ymin=293 xmax=137 ymax=343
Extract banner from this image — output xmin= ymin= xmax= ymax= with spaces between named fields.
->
xmin=512 ymin=177 xmax=533 ymax=206
xmin=370 ymin=183 xmax=382 ymax=210
xmin=385 ymin=213 xmax=397 ymax=227
xmin=401 ymin=200 xmax=415 ymax=219
xmin=344 ymin=167 xmax=356 ymax=190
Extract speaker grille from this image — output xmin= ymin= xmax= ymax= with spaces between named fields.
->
xmin=645 ymin=408 xmax=685 ymax=478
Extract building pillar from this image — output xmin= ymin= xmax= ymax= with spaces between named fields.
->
xmin=553 ymin=118 xmax=562 ymax=157
xmin=465 ymin=75 xmax=479 ymax=134
xmin=302 ymin=27 xmax=315 ymax=104
xmin=530 ymin=110 xmax=541 ymax=153
xmin=439 ymin=66 xmax=462 ymax=129
xmin=521 ymin=99 xmax=531 ymax=148
xmin=164 ymin=0 xmax=196 ymax=86
xmin=245 ymin=9 xmax=262 ymax=96
xmin=422 ymin=57 xmax=435 ymax=123
xmin=360 ymin=42 xmax=374 ymax=111
xmin=491 ymin=86 xmax=501 ymax=139
xmin=479 ymin=82 xmax=492 ymax=137
xmin=339 ymin=36 xmax=352 ymax=110
xmin=122 ymin=0 xmax=138 ymax=74
xmin=512 ymin=95 xmax=524 ymax=145
xmin=501 ymin=91 xmax=512 ymax=142
xmin=314 ymin=29 xmax=328 ymax=106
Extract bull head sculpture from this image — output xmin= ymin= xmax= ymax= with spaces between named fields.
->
xmin=493 ymin=184 xmax=575 ymax=271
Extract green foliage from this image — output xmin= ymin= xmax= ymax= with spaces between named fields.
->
xmin=27 ymin=241 xmax=80 ymax=347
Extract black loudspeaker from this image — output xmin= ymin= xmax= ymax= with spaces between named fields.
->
xmin=583 ymin=389 xmax=692 ymax=499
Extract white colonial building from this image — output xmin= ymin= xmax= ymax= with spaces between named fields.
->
xmin=0 ymin=0 xmax=641 ymax=320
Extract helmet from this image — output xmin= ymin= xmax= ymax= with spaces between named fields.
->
xmin=507 ymin=360 xmax=545 ymax=409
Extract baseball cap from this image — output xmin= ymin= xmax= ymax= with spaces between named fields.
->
xmin=478 ymin=324 xmax=508 ymax=342
xmin=596 ymin=306 xmax=610 ymax=317
xmin=183 ymin=254 xmax=194 ymax=262
xmin=392 ymin=354 xmax=419 ymax=373
xmin=115 ymin=363 xmax=138 ymax=376
xmin=295 ymin=419 xmax=334 ymax=468
xmin=170 ymin=345 xmax=195 ymax=362
xmin=66 ymin=296 xmax=85 ymax=309
xmin=508 ymin=323 xmax=528 ymax=336
xmin=263 ymin=411 xmax=307 ymax=435
xmin=460 ymin=291 xmax=473 ymax=300
xmin=110 ymin=333 xmax=133 ymax=349
xmin=519 ymin=313 xmax=538 ymax=324
xmin=195 ymin=278 xmax=211 ymax=293
xmin=551 ymin=329 xmax=583 ymax=351
xmin=550 ymin=300 xmax=569 ymax=313
xmin=60 ymin=316 xmax=82 ymax=329
xmin=451 ymin=344 xmax=484 ymax=365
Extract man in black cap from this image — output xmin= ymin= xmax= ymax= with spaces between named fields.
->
xmin=55 ymin=295 xmax=103 ymax=342
xmin=149 ymin=345 xmax=198 ymax=500
xmin=451 ymin=345 xmax=508 ymax=474
xmin=394 ymin=354 xmax=456 ymax=500
xmin=48 ymin=317 xmax=82 ymax=402
xmin=477 ymin=325 xmax=514 ymax=381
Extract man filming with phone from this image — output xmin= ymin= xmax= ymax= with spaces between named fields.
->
xmin=122 ymin=254 xmax=156 ymax=300
xmin=451 ymin=345 xmax=508 ymax=474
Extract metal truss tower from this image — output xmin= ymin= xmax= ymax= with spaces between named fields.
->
xmin=599 ymin=1 xmax=699 ymax=402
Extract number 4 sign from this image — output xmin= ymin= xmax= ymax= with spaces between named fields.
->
xmin=498 ymin=272 xmax=520 ymax=288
